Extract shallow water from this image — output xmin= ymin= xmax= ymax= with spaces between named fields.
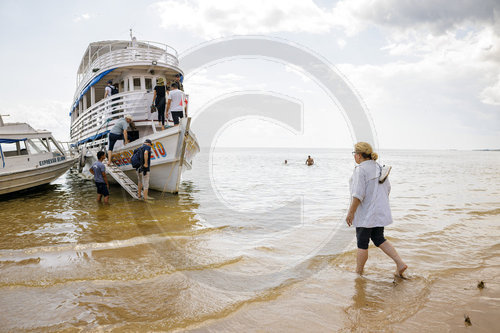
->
xmin=0 ymin=149 xmax=499 ymax=331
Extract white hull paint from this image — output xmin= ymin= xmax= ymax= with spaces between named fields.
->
xmin=83 ymin=118 xmax=199 ymax=193
xmin=71 ymin=37 xmax=200 ymax=195
xmin=0 ymin=158 xmax=77 ymax=195
xmin=0 ymin=118 xmax=77 ymax=196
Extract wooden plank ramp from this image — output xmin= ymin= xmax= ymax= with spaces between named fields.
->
xmin=106 ymin=163 xmax=140 ymax=199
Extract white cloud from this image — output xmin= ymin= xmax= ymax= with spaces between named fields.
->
xmin=333 ymin=0 xmax=500 ymax=111
xmin=152 ymin=0 xmax=339 ymax=38
xmin=1 ymin=100 xmax=71 ymax=141
xmin=217 ymin=73 xmax=244 ymax=81
xmin=73 ymin=13 xmax=91 ymax=23
xmin=337 ymin=38 xmax=346 ymax=49
xmin=334 ymin=0 xmax=498 ymax=34
xmin=338 ymin=57 xmax=500 ymax=148
xmin=284 ymin=64 xmax=312 ymax=83
xmin=480 ymin=74 xmax=500 ymax=105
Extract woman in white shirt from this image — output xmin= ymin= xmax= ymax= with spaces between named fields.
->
xmin=346 ymin=142 xmax=407 ymax=277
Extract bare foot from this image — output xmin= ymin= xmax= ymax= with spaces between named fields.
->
xmin=396 ymin=264 xmax=408 ymax=277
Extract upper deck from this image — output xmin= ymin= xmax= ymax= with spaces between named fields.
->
xmin=75 ymin=39 xmax=180 ymax=97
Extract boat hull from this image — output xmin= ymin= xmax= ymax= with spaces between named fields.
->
xmin=82 ymin=118 xmax=199 ymax=194
xmin=0 ymin=158 xmax=77 ymax=195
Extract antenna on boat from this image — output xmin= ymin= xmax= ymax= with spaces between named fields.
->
xmin=129 ymin=28 xmax=137 ymax=47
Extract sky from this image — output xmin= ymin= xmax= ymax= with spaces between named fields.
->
xmin=0 ymin=0 xmax=499 ymax=150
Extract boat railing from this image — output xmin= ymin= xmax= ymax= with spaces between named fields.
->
xmin=70 ymin=91 xmax=153 ymax=144
xmin=76 ymin=45 xmax=179 ymax=96
xmin=59 ymin=141 xmax=80 ymax=158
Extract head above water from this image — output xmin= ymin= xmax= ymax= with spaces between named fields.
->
xmin=354 ymin=142 xmax=378 ymax=161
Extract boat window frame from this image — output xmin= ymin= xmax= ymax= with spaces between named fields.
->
xmin=145 ymin=77 xmax=153 ymax=91
xmin=133 ymin=77 xmax=141 ymax=91
xmin=47 ymin=137 xmax=64 ymax=155
xmin=27 ymin=138 xmax=50 ymax=154
xmin=1 ymin=141 xmax=21 ymax=157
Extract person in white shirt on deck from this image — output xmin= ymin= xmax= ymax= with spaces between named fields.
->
xmin=104 ymin=80 xmax=114 ymax=98
xmin=346 ymin=142 xmax=407 ymax=277
xmin=166 ymin=82 xmax=185 ymax=126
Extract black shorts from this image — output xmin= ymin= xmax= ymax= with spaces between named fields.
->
xmin=95 ymin=182 xmax=109 ymax=196
xmin=108 ymin=132 xmax=123 ymax=151
xmin=356 ymin=227 xmax=386 ymax=250
xmin=171 ymin=111 xmax=184 ymax=125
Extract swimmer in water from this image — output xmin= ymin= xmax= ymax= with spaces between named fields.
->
xmin=306 ymin=155 xmax=314 ymax=166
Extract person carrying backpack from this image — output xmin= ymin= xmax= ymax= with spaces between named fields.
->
xmin=104 ymin=80 xmax=115 ymax=98
xmin=133 ymin=139 xmax=153 ymax=200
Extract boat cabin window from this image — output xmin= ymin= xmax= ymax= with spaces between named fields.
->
xmin=145 ymin=78 xmax=152 ymax=90
xmin=27 ymin=138 xmax=50 ymax=154
xmin=47 ymin=138 xmax=63 ymax=155
xmin=1 ymin=141 xmax=28 ymax=157
xmin=133 ymin=77 xmax=141 ymax=91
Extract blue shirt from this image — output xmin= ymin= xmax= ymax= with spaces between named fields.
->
xmin=142 ymin=145 xmax=152 ymax=171
xmin=110 ymin=118 xmax=129 ymax=135
xmin=91 ymin=161 xmax=106 ymax=183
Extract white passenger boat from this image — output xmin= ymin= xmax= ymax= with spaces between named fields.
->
xmin=0 ymin=115 xmax=77 ymax=195
xmin=70 ymin=33 xmax=199 ymax=194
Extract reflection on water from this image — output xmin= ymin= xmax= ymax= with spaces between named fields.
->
xmin=0 ymin=149 xmax=499 ymax=331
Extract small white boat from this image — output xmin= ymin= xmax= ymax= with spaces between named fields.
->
xmin=0 ymin=115 xmax=77 ymax=195
xmin=70 ymin=33 xmax=199 ymax=194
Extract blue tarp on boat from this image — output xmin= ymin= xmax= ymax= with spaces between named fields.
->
xmin=74 ymin=130 xmax=110 ymax=147
xmin=70 ymin=68 xmax=116 ymax=116
xmin=0 ymin=138 xmax=27 ymax=168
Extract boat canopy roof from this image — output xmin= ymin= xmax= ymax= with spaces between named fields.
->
xmin=0 ymin=123 xmax=51 ymax=140
xmin=77 ymin=40 xmax=172 ymax=75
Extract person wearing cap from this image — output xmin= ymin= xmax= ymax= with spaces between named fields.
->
xmin=153 ymin=77 xmax=168 ymax=130
xmin=174 ymin=73 xmax=184 ymax=91
xmin=107 ymin=115 xmax=133 ymax=165
xmin=104 ymin=80 xmax=114 ymax=98
xmin=137 ymin=139 xmax=153 ymax=200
